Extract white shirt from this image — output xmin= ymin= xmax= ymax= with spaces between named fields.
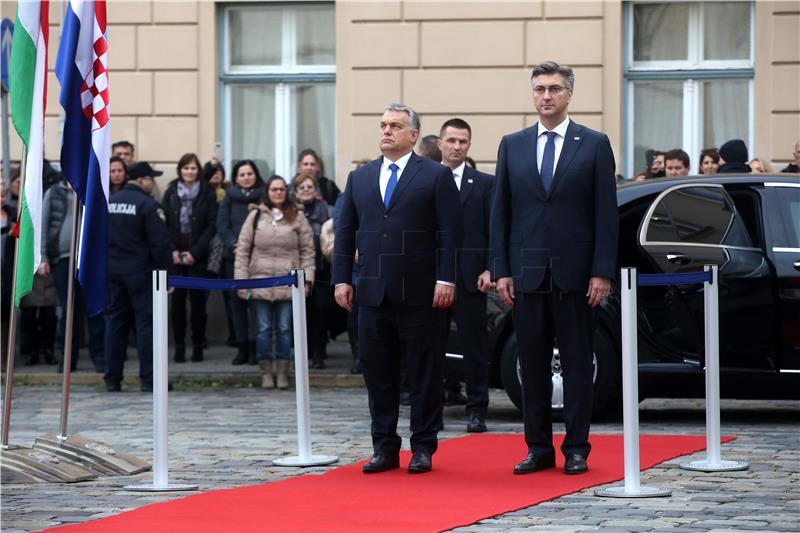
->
xmin=536 ymin=117 xmax=570 ymax=174
xmin=380 ymin=151 xmax=414 ymax=201
xmin=449 ymin=161 xmax=466 ymax=191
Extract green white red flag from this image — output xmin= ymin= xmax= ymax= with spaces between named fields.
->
xmin=9 ymin=0 xmax=49 ymax=306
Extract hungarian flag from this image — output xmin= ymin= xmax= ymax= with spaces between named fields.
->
xmin=9 ymin=0 xmax=49 ymax=307
xmin=56 ymin=0 xmax=109 ymax=317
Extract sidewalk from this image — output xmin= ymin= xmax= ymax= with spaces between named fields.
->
xmin=1 ymin=388 xmax=798 ymax=532
xmin=5 ymin=338 xmax=363 ymax=389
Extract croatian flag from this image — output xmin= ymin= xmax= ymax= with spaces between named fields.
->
xmin=55 ymin=0 xmax=109 ymax=317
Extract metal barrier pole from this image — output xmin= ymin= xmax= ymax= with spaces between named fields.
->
xmin=124 ymin=270 xmax=197 ymax=491
xmin=596 ymin=268 xmax=670 ymax=498
xmin=680 ymin=265 xmax=748 ymax=472
xmin=273 ymin=269 xmax=337 ymax=467
xmin=57 ymin=198 xmax=81 ymax=441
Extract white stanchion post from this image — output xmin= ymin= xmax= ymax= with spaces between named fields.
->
xmin=124 ymin=271 xmax=198 ymax=492
xmin=596 ymin=268 xmax=671 ymax=498
xmin=680 ymin=265 xmax=748 ymax=472
xmin=273 ymin=269 xmax=338 ymax=467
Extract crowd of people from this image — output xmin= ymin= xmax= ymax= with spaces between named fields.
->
xmin=631 ymin=139 xmax=799 ymax=182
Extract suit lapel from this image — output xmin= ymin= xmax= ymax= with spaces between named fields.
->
xmin=548 ymin=120 xmax=584 ymax=198
xmin=459 ymin=166 xmax=475 ymax=205
xmin=369 ymin=158 xmax=384 ymax=210
xmin=386 ymin=152 xmax=423 ymax=211
xmin=525 ymin=124 xmax=546 ymax=199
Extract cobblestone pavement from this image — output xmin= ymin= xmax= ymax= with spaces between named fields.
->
xmin=1 ymin=382 xmax=798 ymax=532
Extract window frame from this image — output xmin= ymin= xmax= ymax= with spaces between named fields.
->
xmin=623 ymin=1 xmax=755 ymax=179
xmin=219 ymin=2 xmax=336 ymax=180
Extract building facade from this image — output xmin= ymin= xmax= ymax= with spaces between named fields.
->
xmin=4 ymin=0 xmax=799 ymax=190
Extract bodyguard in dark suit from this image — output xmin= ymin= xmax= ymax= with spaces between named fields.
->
xmin=490 ymin=61 xmax=618 ymax=475
xmin=334 ymin=103 xmax=460 ymax=474
xmin=437 ymin=118 xmax=495 ymax=433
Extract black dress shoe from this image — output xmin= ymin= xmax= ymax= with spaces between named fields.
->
xmin=408 ymin=451 xmax=432 ymax=473
xmin=513 ymin=451 xmax=556 ymax=475
xmin=191 ymin=347 xmax=204 ymax=362
xmin=467 ymin=414 xmax=487 ymax=433
xmin=362 ymin=454 xmax=400 ymax=474
xmin=564 ymin=453 xmax=588 ymax=474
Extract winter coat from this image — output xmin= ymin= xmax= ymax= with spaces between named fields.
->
xmin=216 ymin=181 xmax=265 ymax=260
xmin=233 ymin=204 xmax=315 ymax=301
xmin=41 ymin=181 xmax=73 ymax=264
xmin=299 ymin=199 xmax=332 ymax=276
xmin=161 ymin=178 xmax=218 ymax=273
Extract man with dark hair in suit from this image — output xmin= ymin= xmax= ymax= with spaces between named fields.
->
xmin=437 ymin=118 xmax=495 ymax=433
xmin=491 ymin=60 xmax=618 ymax=476
xmin=334 ymin=103 xmax=460 ymax=474
xmin=418 ymin=134 xmax=442 ymax=162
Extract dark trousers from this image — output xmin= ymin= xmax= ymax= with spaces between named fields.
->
xmin=513 ymin=275 xmax=595 ymax=458
xmin=53 ymin=258 xmax=105 ymax=369
xmin=450 ymin=284 xmax=490 ymax=416
xmin=222 ymin=259 xmax=250 ymax=344
xmin=104 ymin=273 xmax=153 ymax=386
xmin=346 ymin=303 xmax=359 ymax=361
xmin=19 ymin=306 xmax=56 ymax=358
xmin=171 ymin=267 xmax=207 ymax=347
xmin=359 ymin=303 xmax=446 ymax=456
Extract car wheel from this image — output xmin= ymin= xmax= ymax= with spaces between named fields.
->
xmin=499 ymin=327 xmax=621 ymax=418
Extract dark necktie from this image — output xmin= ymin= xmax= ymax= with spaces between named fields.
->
xmin=540 ymin=131 xmax=556 ymax=193
xmin=384 ymin=163 xmax=399 ymax=209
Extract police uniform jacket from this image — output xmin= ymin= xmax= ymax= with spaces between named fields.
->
xmin=108 ymin=182 xmax=172 ymax=275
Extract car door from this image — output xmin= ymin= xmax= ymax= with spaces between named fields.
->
xmin=762 ymin=182 xmax=800 ymax=371
xmin=637 ymin=183 xmax=776 ymax=371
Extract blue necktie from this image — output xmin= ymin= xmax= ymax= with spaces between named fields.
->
xmin=384 ymin=163 xmax=398 ymax=209
xmin=540 ymin=131 xmax=556 ymax=193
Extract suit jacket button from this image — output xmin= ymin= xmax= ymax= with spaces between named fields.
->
xmin=383 ymin=233 xmax=388 ymax=238
xmin=383 ymin=214 xmax=388 ymax=219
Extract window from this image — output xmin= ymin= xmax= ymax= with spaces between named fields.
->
xmin=624 ymin=2 xmax=754 ymax=178
xmin=221 ymin=3 xmax=335 ymax=181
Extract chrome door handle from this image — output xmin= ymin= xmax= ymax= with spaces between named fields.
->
xmin=666 ymin=253 xmax=691 ymax=265
xmin=793 ymin=260 xmax=800 ymax=271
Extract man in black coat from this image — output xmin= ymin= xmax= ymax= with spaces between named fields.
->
xmin=333 ymin=103 xmax=460 ymax=474
xmin=105 ymin=162 xmax=172 ymax=392
xmin=437 ymin=118 xmax=495 ymax=433
xmin=491 ymin=61 xmax=618 ymax=475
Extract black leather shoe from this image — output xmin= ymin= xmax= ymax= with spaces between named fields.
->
xmin=191 ymin=347 xmax=204 ymax=362
xmin=467 ymin=414 xmax=487 ymax=433
xmin=514 ymin=451 xmax=556 ymax=474
xmin=408 ymin=451 xmax=432 ymax=473
xmin=174 ymin=345 xmax=186 ymax=363
xmin=362 ymin=454 xmax=400 ymax=474
xmin=106 ymin=383 xmax=122 ymax=392
xmin=564 ymin=453 xmax=588 ymax=474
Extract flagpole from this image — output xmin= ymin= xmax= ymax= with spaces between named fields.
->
xmin=57 ymin=194 xmax=81 ymax=442
xmin=1 ymin=146 xmax=27 ymax=448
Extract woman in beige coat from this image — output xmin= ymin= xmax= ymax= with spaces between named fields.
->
xmin=234 ymin=175 xmax=315 ymax=389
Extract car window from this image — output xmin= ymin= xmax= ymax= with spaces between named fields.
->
xmin=642 ymin=185 xmax=752 ymax=247
xmin=767 ymin=186 xmax=800 ymax=249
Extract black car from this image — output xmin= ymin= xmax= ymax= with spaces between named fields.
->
xmin=446 ymin=173 xmax=800 ymax=416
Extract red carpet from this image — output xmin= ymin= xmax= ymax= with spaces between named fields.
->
xmin=39 ymin=434 xmax=733 ymax=533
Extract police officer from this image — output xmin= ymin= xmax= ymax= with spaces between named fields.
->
xmin=104 ymin=161 xmax=171 ymax=392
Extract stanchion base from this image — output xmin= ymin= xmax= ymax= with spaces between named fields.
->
xmin=679 ymin=459 xmax=749 ymax=472
xmin=272 ymin=454 xmax=338 ymax=467
xmin=595 ymin=485 xmax=672 ymax=498
xmin=123 ymin=483 xmax=199 ymax=492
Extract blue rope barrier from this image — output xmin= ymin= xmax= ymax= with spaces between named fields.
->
xmin=167 ymin=273 xmax=298 ymax=291
xmin=637 ymin=271 xmax=712 ymax=287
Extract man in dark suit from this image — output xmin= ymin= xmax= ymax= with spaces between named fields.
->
xmin=437 ymin=118 xmax=495 ymax=433
xmin=334 ymin=103 xmax=460 ymax=474
xmin=490 ymin=61 xmax=618 ymax=475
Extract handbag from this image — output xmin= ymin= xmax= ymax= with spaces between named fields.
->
xmin=206 ymin=234 xmax=224 ymax=275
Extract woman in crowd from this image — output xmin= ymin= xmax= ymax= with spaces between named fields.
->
xmin=294 ymin=174 xmax=333 ymax=369
xmin=217 ymin=159 xmax=265 ymax=365
xmin=162 ymin=153 xmax=218 ymax=363
xmin=109 ymin=156 xmax=127 ymax=194
xmin=202 ymin=155 xmax=227 ymax=204
xmin=748 ymin=158 xmax=772 ymax=173
xmin=235 ymin=175 xmax=314 ymax=389
xmin=292 ymin=149 xmax=340 ymax=206
xmin=699 ymin=148 xmax=720 ymax=175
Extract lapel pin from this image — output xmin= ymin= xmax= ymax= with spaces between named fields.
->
xmin=467 ymin=178 xmax=473 ymax=183
xmin=574 ymin=136 xmax=580 ymax=141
